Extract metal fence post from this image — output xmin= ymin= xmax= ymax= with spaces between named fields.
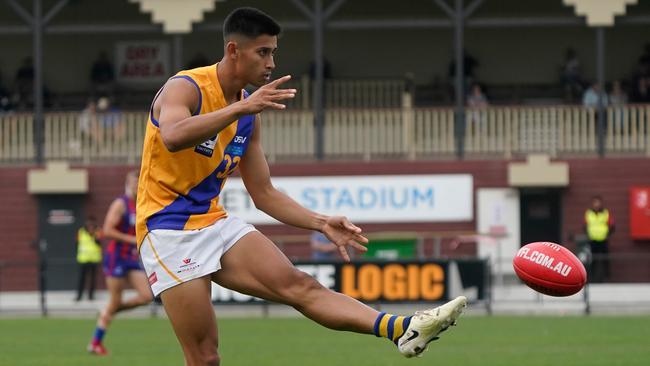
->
xmin=38 ymin=239 xmax=48 ymax=317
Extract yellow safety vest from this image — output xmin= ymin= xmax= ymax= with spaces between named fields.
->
xmin=77 ymin=228 xmax=102 ymax=263
xmin=585 ymin=209 xmax=610 ymax=242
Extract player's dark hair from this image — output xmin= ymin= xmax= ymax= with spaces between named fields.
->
xmin=223 ymin=7 xmax=281 ymax=40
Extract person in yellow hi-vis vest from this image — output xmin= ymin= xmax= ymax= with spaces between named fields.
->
xmin=584 ymin=196 xmax=615 ymax=283
xmin=76 ymin=216 xmax=102 ymax=301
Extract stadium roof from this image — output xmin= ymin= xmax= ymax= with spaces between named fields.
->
xmin=1 ymin=0 xmax=650 ymax=35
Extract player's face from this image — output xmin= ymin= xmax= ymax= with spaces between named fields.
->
xmin=125 ymin=174 xmax=138 ymax=198
xmin=237 ymin=35 xmax=278 ymax=87
xmin=592 ymin=198 xmax=602 ymax=211
xmin=86 ymin=220 xmax=97 ymax=231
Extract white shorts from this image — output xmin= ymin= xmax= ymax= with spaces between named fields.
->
xmin=140 ymin=216 xmax=257 ymax=297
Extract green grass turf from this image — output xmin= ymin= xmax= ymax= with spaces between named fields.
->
xmin=0 ymin=316 xmax=649 ymax=366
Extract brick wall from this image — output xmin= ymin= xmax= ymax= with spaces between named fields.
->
xmin=1 ymin=158 xmax=649 ymax=290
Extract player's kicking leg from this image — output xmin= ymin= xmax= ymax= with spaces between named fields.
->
xmin=214 ymin=231 xmax=466 ymax=359
xmin=156 ymin=229 xmax=465 ymax=365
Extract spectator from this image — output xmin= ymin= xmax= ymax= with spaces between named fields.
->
xmin=75 ymin=216 xmax=102 ymax=301
xmin=90 ymin=52 xmax=115 ymax=97
xmin=309 ymin=57 xmax=332 ymax=80
xmin=448 ymin=50 xmax=478 ymax=81
xmin=582 ymin=82 xmax=608 ymax=108
xmin=584 ymin=196 xmax=614 ymax=283
xmin=310 ymin=231 xmax=339 ymax=261
xmin=448 ymin=49 xmax=478 ymax=96
xmin=186 ymin=53 xmax=211 ymax=70
xmin=631 ymin=54 xmax=650 ymax=103
xmin=639 ymin=43 xmax=650 ymax=70
xmin=561 ymin=48 xmax=583 ymax=103
xmin=78 ymin=99 xmax=101 ymax=146
xmin=467 ymin=83 xmax=488 ymax=126
xmin=96 ymin=96 xmax=124 ymax=143
xmin=608 ymin=80 xmax=627 ymax=107
xmin=467 ymin=83 xmax=488 ymax=108
xmin=632 ymin=75 xmax=650 ymax=103
xmin=0 ymin=67 xmax=12 ymax=112
xmin=13 ymin=57 xmax=34 ymax=109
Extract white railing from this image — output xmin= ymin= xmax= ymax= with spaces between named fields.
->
xmin=261 ymin=110 xmax=314 ymax=162
xmin=0 ymin=113 xmax=34 ymax=161
xmin=261 ymin=107 xmax=455 ymax=161
xmin=607 ymin=105 xmax=650 ymax=153
xmin=1 ymin=105 xmax=649 ymax=164
xmin=44 ymin=111 xmax=147 ymax=164
xmin=464 ymin=105 xmax=650 ymax=157
xmin=0 ymin=111 xmax=147 ymax=164
xmin=464 ymin=106 xmax=599 ymax=157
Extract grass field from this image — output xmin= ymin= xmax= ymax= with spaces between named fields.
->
xmin=1 ymin=316 xmax=649 ymax=366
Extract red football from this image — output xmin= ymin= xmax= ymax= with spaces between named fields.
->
xmin=513 ymin=242 xmax=587 ymax=297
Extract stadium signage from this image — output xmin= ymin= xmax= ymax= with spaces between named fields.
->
xmin=211 ymin=260 xmax=487 ymax=304
xmin=340 ymin=263 xmax=445 ymax=301
xmin=115 ymin=41 xmax=171 ymax=84
xmin=222 ymin=175 xmax=473 ymax=224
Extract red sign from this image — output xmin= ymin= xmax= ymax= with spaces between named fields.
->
xmin=115 ymin=41 xmax=170 ymax=84
xmin=630 ymin=187 xmax=650 ymax=240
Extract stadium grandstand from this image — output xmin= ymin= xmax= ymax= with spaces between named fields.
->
xmin=1 ymin=1 xmax=650 ymax=365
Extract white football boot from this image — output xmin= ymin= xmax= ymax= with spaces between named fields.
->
xmin=397 ymin=296 xmax=467 ymax=358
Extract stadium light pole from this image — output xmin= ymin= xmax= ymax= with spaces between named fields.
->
xmin=291 ymin=0 xmax=347 ymax=161
xmin=313 ymin=0 xmax=325 ymax=161
xmin=596 ymin=27 xmax=606 ymax=158
xmin=5 ymin=0 xmax=70 ymax=164
xmin=434 ymin=0 xmax=484 ymax=159
xmin=33 ymin=0 xmax=44 ymax=165
xmin=454 ymin=0 xmax=465 ymax=159
xmin=173 ymin=34 xmax=183 ymax=72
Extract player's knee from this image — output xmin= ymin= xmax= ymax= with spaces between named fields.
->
xmin=197 ymin=337 xmax=220 ymax=366
xmin=282 ymin=270 xmax=324 ymax=304
xmin=138 ymin=292 xmax=154 ymax=305
xmin=203 ymin=352 xmax=220 ymax=366
xmin=99 ymin=309 xmax=114 ymax=325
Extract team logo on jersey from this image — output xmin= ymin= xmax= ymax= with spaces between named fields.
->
xmin=195 ymin=135 xmax=218 ymax=157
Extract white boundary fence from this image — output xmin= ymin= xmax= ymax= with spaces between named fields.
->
xmin=1 ymin=104 xmax=649 ymax=164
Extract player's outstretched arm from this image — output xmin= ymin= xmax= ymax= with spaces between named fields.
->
xmin=158 ymin=76 xmax=295 ymax=152
xmin=239 ymin=116 xmax=367 ymax=261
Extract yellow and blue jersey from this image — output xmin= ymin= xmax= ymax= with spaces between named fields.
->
xmin=136 ymin=64 xmax=255 ymax=249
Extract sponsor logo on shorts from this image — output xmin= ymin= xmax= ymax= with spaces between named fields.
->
xmin=178 ymin=259 xmax=200 ymax=274
xmin=148 ymin=272 xmax=158 ymax=285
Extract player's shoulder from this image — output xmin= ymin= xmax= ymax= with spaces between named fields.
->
xmin=174 ymin=65 xmax=213 ymax=87
xmin=110 ymin=195 xmax=129 ymax=208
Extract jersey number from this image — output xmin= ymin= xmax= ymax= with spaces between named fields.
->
xmin=216 ymin=154 xmax=240 ymax=179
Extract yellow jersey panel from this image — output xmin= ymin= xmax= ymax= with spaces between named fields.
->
xmin=136 ymin=64 xmax=255 ymax=248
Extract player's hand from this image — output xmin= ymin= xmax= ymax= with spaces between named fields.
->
xmin=239 ymin=75 xmax=296 ymax=114
xmin=321 ymin=216 xmax=368 ymax=262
